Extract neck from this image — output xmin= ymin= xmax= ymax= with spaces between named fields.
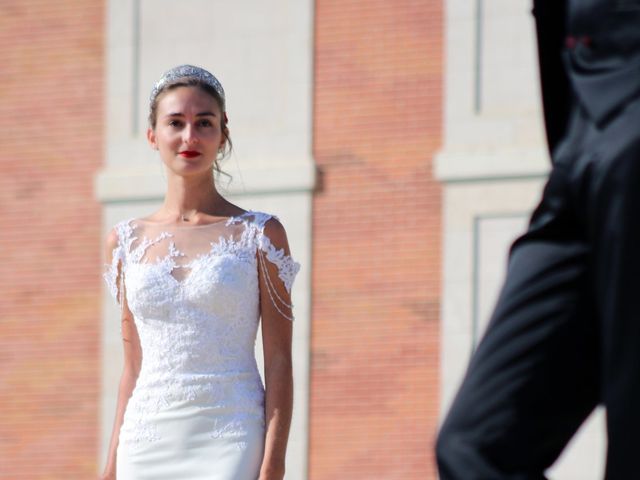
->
xmin=161 ymin=170 xmax=227 ymax=218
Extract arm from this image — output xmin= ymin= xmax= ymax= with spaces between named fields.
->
xmin=257 ymin=219 xmax=297 ymax=480
xmin=100 ymin=229 xmax=142 ymax=479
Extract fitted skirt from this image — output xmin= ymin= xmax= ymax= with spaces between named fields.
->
xmin=116 ymin=402 xmax=265 ymax=480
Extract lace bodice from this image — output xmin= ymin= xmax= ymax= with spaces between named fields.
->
xmin=102 ymin=210 xmax=300 ymax=447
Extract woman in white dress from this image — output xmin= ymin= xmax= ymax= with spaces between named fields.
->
xmin=99 ymin=65 xmax=300 ymax=480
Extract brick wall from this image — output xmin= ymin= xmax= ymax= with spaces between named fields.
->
xmin=0 ymin=1 xmax=104 ymax=477
xmin=0 ymin=0 xmax=442 ymax=476
xmin=311 ymin=0 xmax=443 ymax=478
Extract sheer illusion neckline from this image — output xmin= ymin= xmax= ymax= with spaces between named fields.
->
xmin=132 ymin=210 xmax=253 ymax=229
xmin=124 ymin=210 xmax=257 ymax=285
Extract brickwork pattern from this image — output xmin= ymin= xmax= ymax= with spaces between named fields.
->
xmin=0 ymin=1 xmax=104 ymax=477
xmin=311 ymin=0 xmax=443 ymax=478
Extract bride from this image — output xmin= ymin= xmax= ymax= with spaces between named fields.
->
xmin=100 ymin=65 xmax=300 ymax=480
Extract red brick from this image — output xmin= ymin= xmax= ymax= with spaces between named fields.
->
xmin=311 ymin=0 xmax=443 ymax=478
xmin=0 ymin=0 xmax=104 ymax=477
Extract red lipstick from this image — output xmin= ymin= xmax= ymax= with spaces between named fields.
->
xmin=179 ymin=151 xmax=200 ymax=158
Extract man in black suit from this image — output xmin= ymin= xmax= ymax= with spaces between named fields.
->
xmin=436 ymin=1 xmax=640 ymax=478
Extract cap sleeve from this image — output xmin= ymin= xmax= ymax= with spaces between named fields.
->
xmin=255 ymin=214 xmax=301 ymax=293
xmin=102 ymin=220 xmax=132 ymax=308
xmin=254 ymin=213 xmax=301 ymax=321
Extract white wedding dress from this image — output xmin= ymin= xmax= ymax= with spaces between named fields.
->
xmin=103 ymin=210 xmax=300 ymax=480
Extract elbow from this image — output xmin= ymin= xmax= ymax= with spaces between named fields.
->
xmin=435 ymin=408 xmax=483 ymax=480
xmin=122 ymin=348 xmax=142 ymax=379
xmin=265 ymin=353 xmax=292 ymax=374
xmin=436 ymin=416 xmax=505 ymax=480
xmin=122 ymin=363 xmax=141 ymax=380
xmin=123 ymin=351 xmax=142 ymax=378
xmin=435 ymin=421 xmax=462 ymax=480
xmin=264 ymin=354 xmax=293 ymax=389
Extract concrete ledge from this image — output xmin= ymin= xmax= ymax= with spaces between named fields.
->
xmin=95 ymin=160 xmax=317 ymax=202
xmin=435 ymin=147 xmax=551 ymax=183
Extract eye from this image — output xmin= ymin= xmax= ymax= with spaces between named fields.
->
xmin=168 ymin=119 xmax=183 ymax=127
xmin=197 ymin=119 xmax=213 ymax=127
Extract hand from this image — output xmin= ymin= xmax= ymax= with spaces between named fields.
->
xmin=98 ymin=469 xmax=116 ymax=480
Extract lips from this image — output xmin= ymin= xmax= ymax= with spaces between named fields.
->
xmin=179 ymin=151 xmax=201 ymax=158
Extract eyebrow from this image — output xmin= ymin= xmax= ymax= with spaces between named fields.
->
xmin=164 ymin=111 xmax=217 ymax=118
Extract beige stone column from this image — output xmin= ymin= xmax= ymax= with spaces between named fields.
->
xmin=95 ymin=1 xmax=315 ymax=477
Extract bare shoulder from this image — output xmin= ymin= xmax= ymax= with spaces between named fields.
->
xmin=104 ymin=225 xmax=121 ymax=261
xmin=105 ymin=227 xmax=119 ymax=248
xmin=262 ymin=215 xmax=289 ymax=246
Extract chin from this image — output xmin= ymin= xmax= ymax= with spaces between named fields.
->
xmin=166 ymin=163 xmax=215 ymax=177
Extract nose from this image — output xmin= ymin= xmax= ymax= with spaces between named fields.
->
xmin=182 ymin=123 xmax=199 ymax=145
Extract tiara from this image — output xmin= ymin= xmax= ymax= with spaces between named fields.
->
xmin=149 ymin=64 xmax=225 ymax=110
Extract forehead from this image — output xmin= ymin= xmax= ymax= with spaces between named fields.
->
xmin=156 ymin=86 xmax=221 ymax=114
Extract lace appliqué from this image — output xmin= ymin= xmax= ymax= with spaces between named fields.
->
xmin=103 ymin=219 xmax=139 ymax=307
xmin=103 ymin=257 xmax=121 ymax=304
xmin=210 ymin=232 xmax=256 ymax=265
xmin=249 ymin=212 xmax=301 ymax=321
xmin=210 ymin=415 xmax=261 ymax=451
xmin=101 ymin=210 xmax=299 ymax=449
xmin=257 ymin=234 xmax=301 ymax=294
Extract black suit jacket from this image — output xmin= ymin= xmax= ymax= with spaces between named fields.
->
xmin=534 ymin=0 xmax=640 ymax=153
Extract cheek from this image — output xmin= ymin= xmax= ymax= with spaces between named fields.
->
xmin=156 ymin=130 xmax=180 ymax=149
xmin=199 ymin=128 xmax=223 ymax=145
